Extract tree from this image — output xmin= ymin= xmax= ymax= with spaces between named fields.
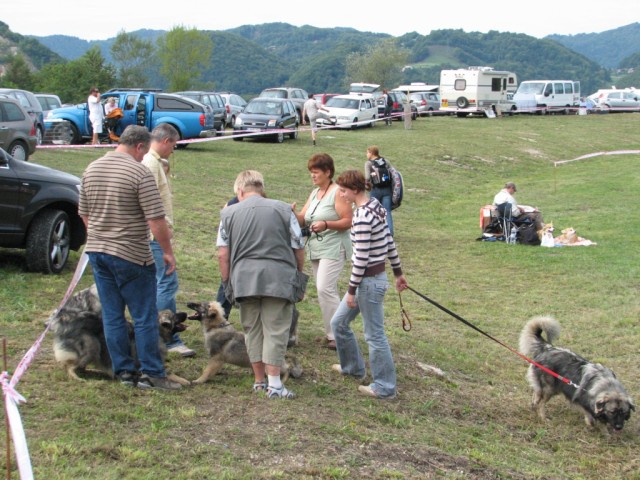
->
xmin=33 ymin=47 xmax=116 ymax=103
xmin=1 ymin=53 xmax=34 ymax=90
xmin=345 ymin=38 xmax=409 ymax=89
xmin=156 ymin=26 xmax=213 ymax=91
xmin=111 ymin=30 xmax=155 ymax=87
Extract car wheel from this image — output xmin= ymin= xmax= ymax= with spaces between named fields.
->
xmin=351 ymin=117 xmax=358 ymax=130
xmin=36 ymin=126 xmax=44 ymax=145
xmin=26 ymin=210 xmax=71 ymax=274
xmin=8 ymin=141 xmax=28 ymax=161
xmin=412 ymin=111 xmax=417 ymax=120
xmin=229 ymin=115 xmax=236 ymax=128
xmin=275 ymin=131 xmax=285 ymax=143
xmin=70 ymin=123 xmax=82 ymax=144
xmin=289 ymin=125 xmax=298 ymax=140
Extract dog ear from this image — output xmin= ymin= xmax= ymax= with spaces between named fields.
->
xmin=174 ymin=312 xmax=188 ymax=324
xmin=630 ymin=402 xmax=636 ymax=412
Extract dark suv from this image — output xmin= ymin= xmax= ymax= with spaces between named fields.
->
xmin=258 ymin=87 xmax=308 ymax=120
xmin=0 ymin=148 xmax=86 ymax=273
xmin=174 ymin=91 xmax=226 ymax=134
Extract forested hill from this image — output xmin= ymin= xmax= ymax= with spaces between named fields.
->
xmin=548 ymin=23 xmax=640 ymax=69
xmin=13 ymin=22 xmax=638 ymax=94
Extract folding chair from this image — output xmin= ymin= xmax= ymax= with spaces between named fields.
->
xmin=495 ymin=202 xmax=532 ymax=243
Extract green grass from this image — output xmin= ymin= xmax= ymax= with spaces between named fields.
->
xmin=2 ymin=113 xmax=639 ymax=479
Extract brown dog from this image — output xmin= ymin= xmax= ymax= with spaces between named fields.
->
xmin=186 ymin=301 xmax=302 ymax=384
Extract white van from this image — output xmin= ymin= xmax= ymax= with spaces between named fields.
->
xmin=513 ymin=80 xmax=580 ymax=114
xmin=439 ymin=67 xmax=518 ymax=117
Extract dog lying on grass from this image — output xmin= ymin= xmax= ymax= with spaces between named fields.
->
xmin=519 ymin=316 xmax=634 ymax=432
xmin=186 ymin=301 xmax=302 ymax=384
xmin=51 ymin=284 xmax=190 ymax=385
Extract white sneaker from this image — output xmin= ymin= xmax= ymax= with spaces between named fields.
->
xmin=168 ymin=344 xmax=196 ymax=357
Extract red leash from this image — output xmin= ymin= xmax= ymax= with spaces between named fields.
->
xmin=404 ymin=286 xmax=580 ymax=390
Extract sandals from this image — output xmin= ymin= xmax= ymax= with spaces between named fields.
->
xmin=266 ymin=385 xmax=296 ymax=399
xmin=252 ymin=382 xmax=267 ymax=393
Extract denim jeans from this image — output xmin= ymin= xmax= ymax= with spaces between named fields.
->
xmin=150 ymin=240 xmax=181 ymax=347
xmin=371 ymin=187 xmax=394 ymax=236
xmin=330 ymin=272 xmax=396 ymax=398
xmin=88 ymin=252 xmax=165 ymax=377
xmin=216 ymin=281 xmax=233 ymax=319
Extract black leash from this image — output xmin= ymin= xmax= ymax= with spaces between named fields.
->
xmin=402 ymin=286 xmax=580 ymax=389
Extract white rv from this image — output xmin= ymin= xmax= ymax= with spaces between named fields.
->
xmin=513 ymin=80 xmax=581 ymax=114
xmin=439 ymin=67 xmax=518 ymax=117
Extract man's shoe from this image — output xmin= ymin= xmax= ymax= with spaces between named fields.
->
xmin=331 ymin=364 xmax=365 ymax=381
xmin=137 ymin=375 xmax=182 ymax=391
xmin=168 ymin=344 xmax=196 ymax=357
xmin=358 ymin=385 xmax=395 ymax=399
xmin=327 ymin=340 xmax=337 ymax=350
xmin=117 ymin=371 xmax=138 ymax=387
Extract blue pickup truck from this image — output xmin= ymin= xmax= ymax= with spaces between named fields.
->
xmin=45 ymin=88 xmax=215 ymax=144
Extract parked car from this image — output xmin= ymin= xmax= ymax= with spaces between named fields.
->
xmin=377 ymin=91 xmax=418 ymax=121
xmin=45 ymin=89 xmax=215 ymax=145
xmin=217 ymin=92 xmax=247 ymax=128
xmin=174 ymin=91 xmax=226 ymax=134
xmin=258 ymin=87 xmax=308 ymax=120
xmin=0 ymin=97 xmax=37 ymax=161
xmin=0 ymin=88 xmax=45 ymax=145
xmin=233 ymin=98 xmax=298 ymax=143
xmin=408 ymin=91 xmax=442 ymax=116
xmin=0 ymin=147 xmax=86 ymax=273
xmin=313 ymin=93 xmax=341 ymax=106
xmin=588 ymin=89 xmax=640 ymax=112
xmin=35 ymin=93 xmax=63 ymax=117
xmin=317 ymin=94 xmax=377 ymax=129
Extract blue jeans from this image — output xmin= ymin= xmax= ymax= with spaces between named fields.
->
xmin=150 ymin=240 xmax=182 ymax=347
xmin=330 ymin=272 xmax=396 ymax=398
xmin=88 ymin=252 xmax=165 ymax=377
xmin=371 ymin=187 xmax=394 ymax=236
xmin=216 ymin=281 xmax=233 ymax=319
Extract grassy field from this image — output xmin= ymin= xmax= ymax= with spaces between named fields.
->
xmin=1 ymin=113 xmax=639 ymax=479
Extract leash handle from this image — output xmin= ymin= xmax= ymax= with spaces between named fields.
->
xmin=398 ymin=292 xmax=412 ymax=331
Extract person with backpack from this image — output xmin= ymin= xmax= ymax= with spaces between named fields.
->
xmin=364 ymin=145 xmax=394 ymax=236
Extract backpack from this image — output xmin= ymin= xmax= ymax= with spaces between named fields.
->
xmin=370 ymin=158 xmax=392 ymax=187
xmin=388 ymin=164 xmax=403 ymax=210
xmin=517 ymin=222 xmax=541 ymax=246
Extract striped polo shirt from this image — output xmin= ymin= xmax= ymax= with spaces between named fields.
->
xmin=348 ymin=197 xmax=402 ymax=294
xmin=79 ymin=151 xmax=165 ymax=265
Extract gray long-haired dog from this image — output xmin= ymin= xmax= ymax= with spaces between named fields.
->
xmin=519 ymin=316 xmax=634 ymax=432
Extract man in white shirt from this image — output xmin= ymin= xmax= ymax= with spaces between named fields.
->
xmin=302 ymin=94 xmax=335 ymax=146
xmin=493 ymin=182 xmax=543 ymax=229
xmin=87 ymin=87 xmax=104 ymax=145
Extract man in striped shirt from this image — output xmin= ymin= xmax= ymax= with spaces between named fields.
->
xmin=79 ymin=125 xmax=181 ymax=391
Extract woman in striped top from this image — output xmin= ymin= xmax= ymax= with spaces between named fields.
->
xmin=330 ymin=170 xmax=408 ymax=399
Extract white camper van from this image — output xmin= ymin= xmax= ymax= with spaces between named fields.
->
xmin=439 ymin=67 xmax=518 ymax=117
xmin=513 ymin=80 xmax=581 ymax=114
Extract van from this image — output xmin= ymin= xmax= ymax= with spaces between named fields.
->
xmin=513 ymin=80 xmax=580 ymax=114
xmin=439 ymin=67 xmax=518 ymax=117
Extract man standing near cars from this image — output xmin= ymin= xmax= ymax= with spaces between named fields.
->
xmin=142 ymin=123 xmax=195 ymax=358
xmin=79 ymin=125 xmax=182 ymax=391
xmin=217 ymin=170 xmax=305 ymax=399
xmin=87 ymin=87 xmax=104 ymax=145
xmin=302 ymin=93 xmax=335 ymax=146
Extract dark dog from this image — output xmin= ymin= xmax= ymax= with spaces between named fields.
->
xmin=186 ymin=301 xmax=302 ymax=385
xmin=52 ymin=284 xmax=190 ymax=385
xmin=519 ymin=316 xmax=634 ymax=432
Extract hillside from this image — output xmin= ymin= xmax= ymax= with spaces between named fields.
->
xmin=3 ymin=23 xmax=622 ymax=95
xmin=548 ymin=22 xmax=640 ymax=68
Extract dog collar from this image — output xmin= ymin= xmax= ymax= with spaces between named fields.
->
xmin=215 ymin=321 xmax=231 ymax=329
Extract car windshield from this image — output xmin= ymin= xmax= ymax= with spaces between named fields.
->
xmin=517 ymin=83 xmax=545 ymax=95
xmin=260 ymin=90 xmax=286 ymax=99
xmin=326 ymin=98 xmax=359 ymax=109
xmin=245 ymin=101 xmax=282 ymax=115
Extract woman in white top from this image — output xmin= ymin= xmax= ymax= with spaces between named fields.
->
xmin=87 ymin=87 xmax=104 ymax=145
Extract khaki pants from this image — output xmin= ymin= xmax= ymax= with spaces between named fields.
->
xmin=239 ymin=296 xmax=292 ymax=367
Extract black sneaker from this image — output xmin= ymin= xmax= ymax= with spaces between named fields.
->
xmin=117 ymin=371 xmax=138 ymax=387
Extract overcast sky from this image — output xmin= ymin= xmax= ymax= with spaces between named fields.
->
xmin=4 ymin=0 xmax=639 ymax=40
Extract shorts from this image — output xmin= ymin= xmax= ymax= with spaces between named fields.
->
xmin=90 ymin=118 xmax=103 ymax=134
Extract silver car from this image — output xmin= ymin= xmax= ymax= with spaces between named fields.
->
xmin=589 ymin=89 xmax=640 ymax=112
xmin=217 ymin=92 xmax=247 ymax=127
xmin=409 ymin=92 xmax=441 ymax=116
xmin=0 ymin=97 xmax=37 ymax=161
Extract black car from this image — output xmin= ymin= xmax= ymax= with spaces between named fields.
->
xmin=0 ymin=148 xmax=86 ymax=273
xmin=173 ymin=91 xmax=226 ymax=134
xmin=233 ymin=98 xmax=299 ymax=143
xmin=377 ymin=91 xmax=418 ymax=121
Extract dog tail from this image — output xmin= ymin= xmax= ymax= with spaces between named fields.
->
xmin=519 ymin=316 xmax=560 ymax=357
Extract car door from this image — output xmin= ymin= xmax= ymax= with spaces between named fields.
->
xmin=0 ymin=151 xmax=23 ymax=233
xmin=121 ymin=93 xmax=140 ymax=130
xmin=284 ymin=101 xmax=297 ymax=128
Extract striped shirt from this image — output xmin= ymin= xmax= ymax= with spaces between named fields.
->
xmin=78 ymin=151 xmax=165 ymax=265
xmin=348 ymin=197 xmax=402 ymax=294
